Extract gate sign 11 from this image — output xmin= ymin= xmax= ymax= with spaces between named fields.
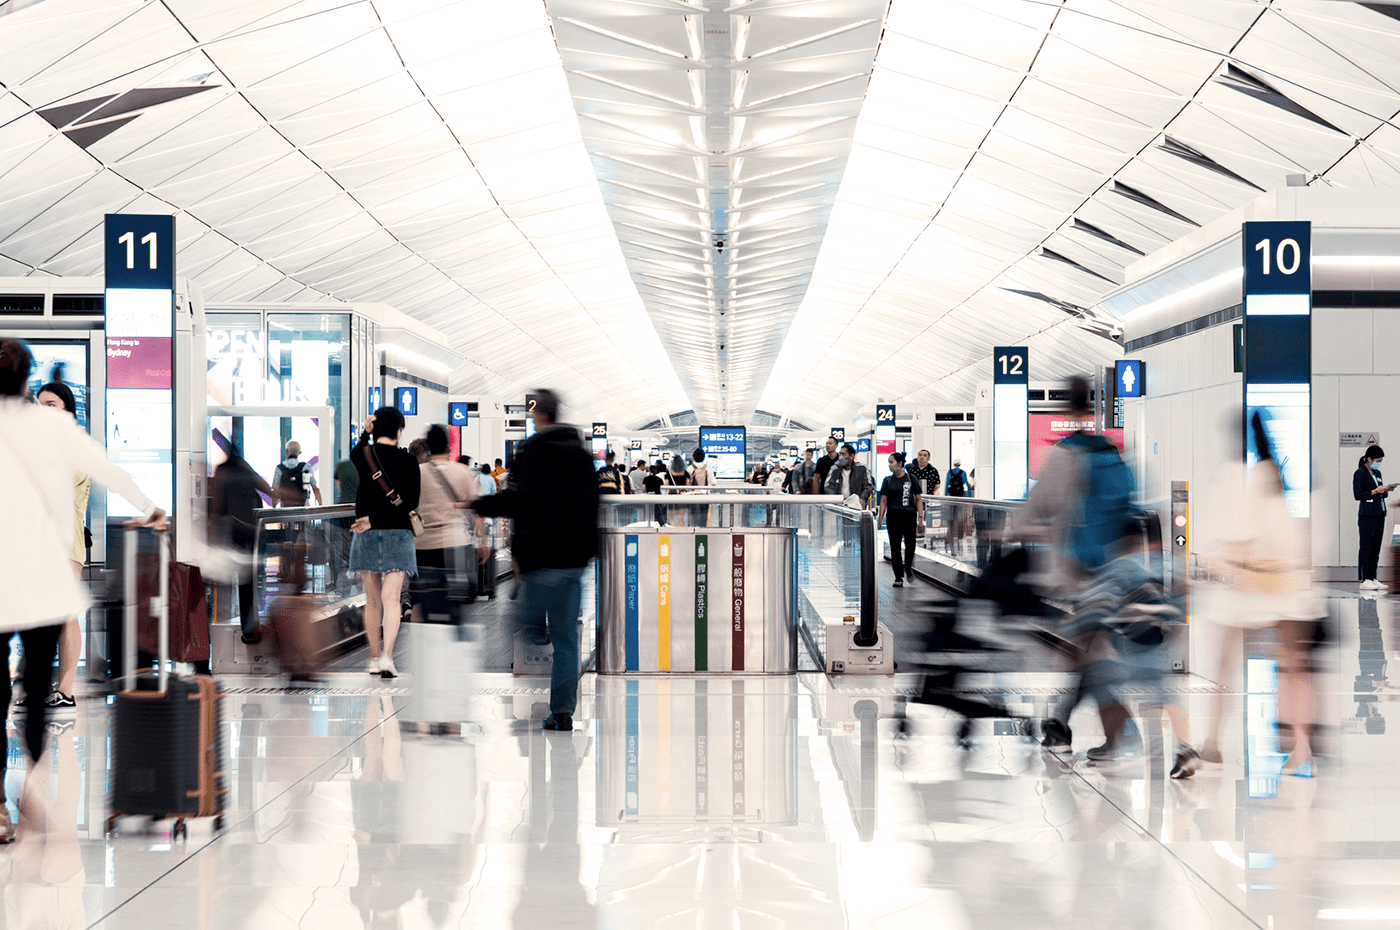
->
xmin=1242 ymin=220 xmax=1311 ymax=517
xmin=992 ymin=346 xmax=1028 ymax=501
xmin=105 ymin=213 xmax=176 ymax=517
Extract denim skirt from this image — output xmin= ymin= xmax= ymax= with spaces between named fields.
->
xmin=349 ymin=528 xmax=418 ymax=575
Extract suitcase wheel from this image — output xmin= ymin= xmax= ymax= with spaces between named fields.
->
xmin=215 ymin=815 xmax=225 ymax=831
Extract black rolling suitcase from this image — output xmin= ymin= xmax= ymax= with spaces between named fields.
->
xmin=108 ymin=529 xmax=226 ymax=838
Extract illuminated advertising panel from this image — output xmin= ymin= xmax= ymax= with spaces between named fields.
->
xmin=699 ymin=426 xmax=745 ymax=480
xmin=1028 ymin=414 xmax=1124 ymax=481
xmin=105 ymin=214 xmax=175 ymax=516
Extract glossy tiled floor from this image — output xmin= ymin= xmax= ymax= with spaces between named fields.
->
xmin=3 ymin=583 xmax=1398 ymax=929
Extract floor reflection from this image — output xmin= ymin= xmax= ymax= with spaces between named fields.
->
xmin=0 ymin=590 xmax=1398 ymax=928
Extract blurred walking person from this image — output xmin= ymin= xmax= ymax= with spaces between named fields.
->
xmin=209 ymin=436 xmax=275 ymax=643
xmin=0 ymin=339 xmax=166 ymax=843
xmin=415 ymin=424 xmax=489 ymax=622
xmin=472 ymin=390 xmax=598 ymax=731
xmin=1193 ymin=412 xmax=1320 ymax=776
xmin=34 ymin=381 xmax=87 ymax=710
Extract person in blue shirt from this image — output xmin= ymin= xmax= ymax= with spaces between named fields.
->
xmin=1354 ymin=444 xmax=1395 ymax=591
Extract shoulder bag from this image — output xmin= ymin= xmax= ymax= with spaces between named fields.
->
xmin=364 ymin=443 xmax=423 ymax=536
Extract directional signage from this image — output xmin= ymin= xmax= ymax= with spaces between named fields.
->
xmin=395 ymin=386 xmax=418 ymax=416
xmin=992 ymin=346 xmax=1029 ymax=500
xmin=449 ymin=401 xmax=469 ymax=425
xmin=1243 ymin=220 xmax=1311 ymax=517
xmin=1115 ymin=360 xmax=1144 ymax=398
xmin=1175 ymin=534 xmax=1187 ymax=547
xmin=875 ymin=403 xmax=896 ymax=456
xmin=591 ymin=422 xmax=608 ymax=470
xmin=830 ymin=427 xmax=846 ymax=443
xmin=629 ymin=439 xmax=643 ymax=450
xmin=106 ymin=213 xmax=177 ymax=517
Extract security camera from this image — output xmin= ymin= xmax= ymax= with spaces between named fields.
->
xmin=719 ymin=343 xmax=724 ymax=350
xmin=1110 ymin=329 xmax=1123 ymax=341
xmin=714 ymin=239 xmax=725 ymax=252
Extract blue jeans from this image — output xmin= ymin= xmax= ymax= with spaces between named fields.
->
xmin=519 ymin=567 xmax=587 ymax=715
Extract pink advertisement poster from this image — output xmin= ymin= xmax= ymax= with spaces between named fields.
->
xmin=1029 ymin=413 xmax=1124 ymax=480
xmin=107 ymin=336 xmax=172 ymax=389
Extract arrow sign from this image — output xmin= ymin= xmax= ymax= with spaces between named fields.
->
xmin=1175 ymin=534 xmax=1187 ymax=547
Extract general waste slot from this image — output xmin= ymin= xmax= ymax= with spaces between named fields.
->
xmin=596 ymin=526 xmax=797 ymax=674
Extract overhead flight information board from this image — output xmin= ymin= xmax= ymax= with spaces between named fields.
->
xmin=699 ymin=426 xmax=746 ymax=480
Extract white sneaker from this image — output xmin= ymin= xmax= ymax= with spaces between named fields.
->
xmin=1362 ymin=580 xmax=1384 ymax=591
xmin=380 ymin=657 xmax=398 ymax=679
xmin=367 ymin=656 xmax=381 ymax=675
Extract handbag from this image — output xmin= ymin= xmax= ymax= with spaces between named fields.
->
xmin=364 ymin=443 xmax=423 ymax=535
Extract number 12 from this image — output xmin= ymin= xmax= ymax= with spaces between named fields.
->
xmin=997 ymin=354 xmax=1023 ymax=375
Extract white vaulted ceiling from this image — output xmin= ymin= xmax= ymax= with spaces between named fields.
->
xmin=3 ymin=1 xmax=1400 ymax=429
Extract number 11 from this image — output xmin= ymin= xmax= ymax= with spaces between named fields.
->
xmin=117 ymin=231 xmax=158 ymax=270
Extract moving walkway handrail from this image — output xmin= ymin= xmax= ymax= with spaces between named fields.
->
xmin=855 ymin=510 xmax=877 ymax=648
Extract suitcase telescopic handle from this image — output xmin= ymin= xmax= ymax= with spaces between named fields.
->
xmin=123 ymin=525 xmax=172 ymax=694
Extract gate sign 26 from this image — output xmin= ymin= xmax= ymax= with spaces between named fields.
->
xmin=830 ymin=427 xmax=846 ymax=442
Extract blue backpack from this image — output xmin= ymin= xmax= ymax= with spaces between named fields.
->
xmin=1059 ymin=432 xmax=1137 ymax=570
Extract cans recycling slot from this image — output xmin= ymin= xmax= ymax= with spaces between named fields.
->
xmin=596 ymin=526 xmax=797 ymax=674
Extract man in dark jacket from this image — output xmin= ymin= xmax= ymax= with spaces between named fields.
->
xmin=472 ymin=389 xmax=598 ymax=730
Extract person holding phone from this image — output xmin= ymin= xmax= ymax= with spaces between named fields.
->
xmin=1354 ymin=444 xmax=1395 ymax=591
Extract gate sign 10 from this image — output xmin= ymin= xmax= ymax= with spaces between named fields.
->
xmin=1242 ymin=220 xmax=1311 ymax=518
xmin=105 ymin=213 xmax=176 ymax=517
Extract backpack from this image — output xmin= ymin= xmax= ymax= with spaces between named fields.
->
xmin=1059 ymin=432 xmax=1137 ymax=570
xmin=946 ymin=468 xmax=966 ymax=497
xmin=598 ymin=465 xmax=624 ymax=494
xmin=276 ymin=461 xmax=307 ymax=505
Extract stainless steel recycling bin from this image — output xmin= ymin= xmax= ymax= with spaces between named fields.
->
xmin=596 ymin=526 xmax=797 ymax=674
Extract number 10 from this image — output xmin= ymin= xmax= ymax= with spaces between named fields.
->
xmin=117 ymin=231 xmax=158 ymax=270
xmin=1253 ymin=237 xmax=1301 ymax=275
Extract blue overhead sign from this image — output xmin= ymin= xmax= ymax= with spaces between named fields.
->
xmin=395 ymin=386 xmax=418 ymax=416
xmin=369 ymin=386 xmax=382 ymax=410
xmin=449 ymin=402 xmax=469 ymax=425
xmin=1115 ymin=360 xmax=1145 ymax=398
xmin=699 ymin=425 xmax=746 ymax=480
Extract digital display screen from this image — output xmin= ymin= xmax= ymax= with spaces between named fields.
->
xmin=1247 ymin=385 xmax=1311 ymax=517
xmin=27 ymin=342 xmax=89 ymax=431
xmin=106 ymin=287 xmax=173 ymax=516
xmin=699 ymin=426 xmax=746 ymax=480
xmin=992 ymin=383 xmax=1028 ymax=500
